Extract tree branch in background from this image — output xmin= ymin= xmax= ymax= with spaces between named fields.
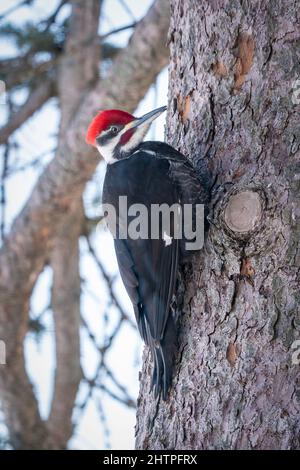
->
xmin=85 ymin=234 xmax=136 ymax=329
xmin=117 ymin=0 xmax=136 ymax=22
xmin=48 ymin=200 xmax=83 ymax=449
xmin=100 ymin=22 xmax=137 ymax=42
xmin=48 ymin=0 xmax=101 ymax=448
xmin=0 ymin=0 xmax=34 ymax=22
xmin=6 ymin=147 xmax=55 ymax=176
xmin=41 ymin=0 xmax=68 ymax=33
xmin=0 ymin=79 xmax=55 ymax=144
xmin=0 ymin=55 xmax=56 ymax=91
xmin=0 ymin=0 xmax=169 ymax=449
xmin=0 ymin=143 xmax=9 ymax=240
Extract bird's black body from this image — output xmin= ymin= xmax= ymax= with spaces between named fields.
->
xmin=103 ymin=141 xmax=207 ymax=399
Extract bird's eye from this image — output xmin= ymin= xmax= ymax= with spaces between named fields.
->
xmin=109 ymin=126 xmax=118 ymax=133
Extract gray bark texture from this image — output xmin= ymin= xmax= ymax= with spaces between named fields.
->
xmin=136 ymin=0 xmax=300 ymax=450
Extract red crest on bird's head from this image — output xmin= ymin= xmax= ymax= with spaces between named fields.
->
xmin=85 ymin=109 xmax=135 ymax=147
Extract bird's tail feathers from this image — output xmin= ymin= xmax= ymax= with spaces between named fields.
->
xmin=150 ymin=314 xmax=177 ymax=400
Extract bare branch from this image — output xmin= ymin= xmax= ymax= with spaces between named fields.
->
xmin=103 ymin=363 xmax=135 ymax=402
xmin=95 ymin=397 xmax=110 ymax=449
xmin=0 ymin=80 xmax=54 ymax=144
xmin=93 ymin=382 xmax=136 ymax=409
xmin=47 ymin=201 xmax=84 ymax=449
xmin=0 ymin=56 xmax=56 ymax=91
xmin=0 ymin=0 xmax=33 ymax=22
xmin=6 ymin=147 xmax=55 ymax=176
xmin=58 ymin=0 xmax=101 ymax=132
xmin=42 ymin=0 xmax=68 ymax=33
xmin=100 ymin=22 xmax=137 ymax=41
xmin=117 ymin=0 xmax=136 ymax=22
xmin=85 ymin=234 xmax=135 ymax=327
xmin=48 ymin=0 xmax=102 ymax=449
xmin=0 ymin=144 xmax=9 ymax=240
xmin=0 ymin=0 xmax=169 ymax=449
xmin=83 ymin=374 xmax=136 ymax=410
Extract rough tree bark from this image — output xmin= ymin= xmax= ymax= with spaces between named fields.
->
xmin=136 ymin=0 xmax=300 ymax=450
xmin=0 ymin=0 xmax=170 ymax=449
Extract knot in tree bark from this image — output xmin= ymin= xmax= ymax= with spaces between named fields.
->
xmin=224 ymin=190 xmax=262 ymax=235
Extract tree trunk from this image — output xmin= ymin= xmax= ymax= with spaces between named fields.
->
xmin=136 ymin=0 xmax=300 ymax=450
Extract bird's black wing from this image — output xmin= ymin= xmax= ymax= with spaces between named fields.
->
xmin=103 ymin=152 xmax=180 ymax=397
xmin=114 ymin=225 xmax=179 ymax=343
xmin=139 ymin=141 xmax=188 ymax=163
xmin=139 ymin=141 xmax=209 ymax=206
xmin=113 ymin=236 xmax=148 ymax=342
xmin=114 ymin=231 xmax=179 ymax=399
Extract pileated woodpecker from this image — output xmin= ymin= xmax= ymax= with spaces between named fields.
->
xmin=86 ymin=106 xmax=207 ymax=399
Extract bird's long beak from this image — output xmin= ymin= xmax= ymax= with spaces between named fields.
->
xmin=124 ymin=106 xmax=167 ymax=131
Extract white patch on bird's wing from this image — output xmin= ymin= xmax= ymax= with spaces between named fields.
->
xmin=144 ymin=149 xmax=156 ymax=156
xmin=132 ymin=148 xmax=156 ymax=157
xmin=163 ymin=231 xmax=173 ymax=246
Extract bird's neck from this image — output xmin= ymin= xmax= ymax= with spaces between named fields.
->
xmin=112 ymin=124 xmax=151 ymax=163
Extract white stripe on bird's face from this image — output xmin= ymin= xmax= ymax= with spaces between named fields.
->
xmin=96 ymin=134 xmax=119 ymax=164
xmin=120 ymin=124 xmax=150 ymax=155
xmin=96 ymin=123 xmax=151 ymax=164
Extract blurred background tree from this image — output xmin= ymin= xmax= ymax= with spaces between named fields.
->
xmin=0 ymin=0 xmax=169 ymax=450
